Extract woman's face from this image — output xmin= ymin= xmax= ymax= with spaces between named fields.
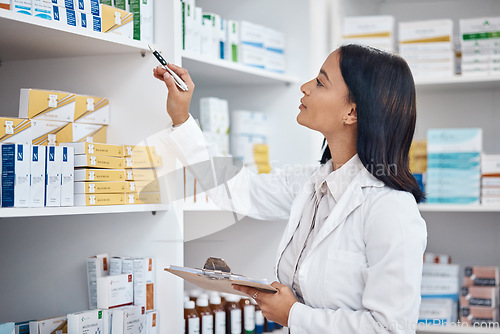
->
xmin=297 ymin=51 xmax=356 ymax=138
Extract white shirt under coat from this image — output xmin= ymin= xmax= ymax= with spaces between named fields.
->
xmin=154 ymin=115 xmax=428 ymax=334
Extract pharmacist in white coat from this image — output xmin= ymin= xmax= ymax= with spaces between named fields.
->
xmin=153 ymin=44 xmax=427 ymax=333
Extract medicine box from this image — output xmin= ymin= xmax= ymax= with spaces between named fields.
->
xmin=31 ymin=120 xmax=72 ymax=146
xmin=19 ymin=89 xmax=75 ymax=122
xmin=74 ymin=181 xmax=128 ymax=194
xmin=418 ymin=299 xmax=455 ymax=325
xmin=52 ymin=5 xmax=77 ymax=27
xmin=45 ymin=146 xmax=62 ymax=207
xmin=60 ymin=146 xmax=74 ymax=207
xmin=0 ymin=118 xmax=31 ymax=145
xmin=97 ymin=273 xmax=134 ymax=309
xmin=128 ymin=179 xmax=160 ymax=193
xmin=133 ymin=257 xmax=156 ymax=311
xmin=146 ymin=311 xmax=159 ymax=334
xmin=101 ymin=4 xmax=133 ymax=39
xmin=51 ymin=0 xmax=75 ymax=10
xmin=110 ymin=256 xmax=134 ymax=276
xmin=123 ymin=145 xmax=157 ymax=157
xmin=63 ymin=142 xmax=123 ymax=157
xmin=74 ymin=95 xmax=110 ymax=125
xmin=464 ymin=266 xmax=499 ymax=287
xmin=240 ymin=44 xmax=266 ymax=69
xmin=399 ymin=19 xmax=453 ymax=45
xmin=421 ymin=277 xmax=459 ymax=298
xmin=227 ymin=20 xmax=240 ymax=63
xmin=129 ymin=0 xmax=153 ymax=43
xmin=343 ymin=15 xmax=394 ymax=38
xmin=460 ymin=286 xmax=499 ymax=307
xmin=14 ymin=321 xmax=30 ymax=334
xmin=1 ymin=1 xmax=10 ymax=10
xmin=0 ymin=323 xmax=14 ymax=334
xmin=30 ymin=145 xmax=46 ymax=207
xmin=11 ymin=0 xmax=31 ymax=15
xmin=72 ymin=123 xmax=107 ymax=143
xmin=126 ymin=192 xmax=162 ymax=205
xmin=481 ymin=153 xmax=500 ymax=176
xmin=29 ymin=316 xmax=67 ymax=334
xmin=77 ymin=11 xmax=101 ymax=32
xmin=125 ymin=169 xmax=158 ymax=181
xmin=87 ymin=253 xmax=109 ymax=309
xmin=67 ymin=309 xmax=110 ymax=334
xmin=75 ymin=193 xmax=126 ymax=206
xmin=32 ymin=0 xmax=52 ymax=20
xmin=74 ymin=168 xmax=126 ymax=182
xmin=124 ymin=154 xmax=162 ymax=169
xmin=460 ymin=306 xmax=499 ymax=326
xmin=422 ymin=263 xmax=460 ymax=279
xmin=74 ymin=154 xmax=125 ymax=169
xmin=113 ymin=0 xmax=126 ymax=10
xmin=77 ymin=0 xmax=100 ymax=15
xmin=1 ymin=144 xmax=30 ymax=208
xmin=111 ymin=306 xmax=145 ymax=334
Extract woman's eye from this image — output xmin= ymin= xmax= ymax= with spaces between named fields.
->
xmin=316 ymin=78 xmax=323 ymax=86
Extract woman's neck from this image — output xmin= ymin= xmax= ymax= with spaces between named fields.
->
xmin=326 ymin=136 xmax=357 ymax=171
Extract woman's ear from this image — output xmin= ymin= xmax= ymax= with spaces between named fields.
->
xmin=345 ymin=105 xmax=357 ymax=125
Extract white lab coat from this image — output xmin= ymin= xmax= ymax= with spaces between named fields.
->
xmin=158 ymin=115 xmax=427 ymax=334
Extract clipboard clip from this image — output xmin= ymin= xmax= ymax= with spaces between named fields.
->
xmin=200 ymin=257 xmax=233 ymax=280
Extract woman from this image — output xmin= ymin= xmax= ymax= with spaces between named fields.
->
xmin=154 ymin=44 xmax=427 ymax=333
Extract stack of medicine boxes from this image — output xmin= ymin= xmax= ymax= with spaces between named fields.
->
xmin=71 ymin=143 xmax=162 ymax=206
xmin=459 ymin=17 xmax=500 ymax=76
xmin=460 ymin=266 xmax=499 ymax=326
xmin=199 ymin=97 xmax=230 ymax=156
xmin=230 ymin=110 xmax=267 ymax=168
xmin=426 ymin=128 xmax=482 ymax=204
xmin=341 ymin=16 xmax=395 ymax=53
xmin=420 ymin=262 xmax=460 ymax=325
xmin=398 ymin=19 xmax=455 ymax=78
xmin=480 ymin=153 xmax=500 ymax=205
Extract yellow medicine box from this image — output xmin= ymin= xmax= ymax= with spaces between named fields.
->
xmin=31 ymin=120 xmax=72 ymax=146
xmin=128 ymin=179 xmax=160 ymax=193
xmin=19 ymin=88 xmax=76 ymax=122
xmin=75 ymin=193 xmax=126 ymax=206
xmin=74 ymin=95 xmax=110 ymax=125
xmin=62 ymin=142 xmax=123 ymax=157
xmin=124 ymin=154 xmax=162 ymax=169
xmin=125 ymin=169 xmax=158 ymax=181
xmin=74 ymin=155 xmax=125 ymax=169
xmin=0 ymin=117 xmax=32 ymax=144
xmin=74 ymin=169 xmax=126 ymax=182
xmin=125 ymin=192 xmax=162 ymax=204
xmin=74 ymin=181 xmax=129 ymax=194
xmin=123 ymin=145 xmax=157 ymax=157
xmin=72 ymin=123 xmax=107 ymax=143
xmin=101 ymin=4 xmax=133 ymax=38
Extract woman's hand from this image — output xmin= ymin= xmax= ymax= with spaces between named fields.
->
xmin=153 ymin=64 xmax=195 ymax=126
xmin=233 ymin=282 xmax=298 ymax=327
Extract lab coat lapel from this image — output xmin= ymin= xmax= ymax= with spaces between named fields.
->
xmin=307 ymin=171 xmax=366 ymax=254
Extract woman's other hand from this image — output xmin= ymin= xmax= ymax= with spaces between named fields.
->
xmin=233 ymin=282 xmax=298 ymax=327
xmin=153 ymin=64 xmax=194 ymax=126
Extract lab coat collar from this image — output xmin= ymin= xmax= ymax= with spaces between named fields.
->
xmin=276 ymin=166 xmax=384 ymax=276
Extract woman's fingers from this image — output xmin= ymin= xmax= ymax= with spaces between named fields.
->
xmin=232 ymin=284 xmax=257 ymax=298
xmin=166 ymin=62 xmax=195 ymax=89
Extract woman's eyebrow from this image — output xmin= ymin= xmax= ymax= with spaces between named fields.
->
xmin=320 ymin=69 xmax=330 ymax=83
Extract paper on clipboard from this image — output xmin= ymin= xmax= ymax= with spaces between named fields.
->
xmin=164 ymin=265 xmax=278 ymax=297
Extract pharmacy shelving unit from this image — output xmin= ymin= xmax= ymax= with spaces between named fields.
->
xmin=330 ymin=0 xmax=500 ymax=333
xmin=0 ymin=1 xmax=185 ymax=332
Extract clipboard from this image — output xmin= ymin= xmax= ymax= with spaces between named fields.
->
xmin=164 ymin=257 xmax=278 ymax=297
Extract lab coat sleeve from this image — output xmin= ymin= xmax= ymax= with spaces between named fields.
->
xmin=149 ymin=114 xmax=313 ymax=221
xmin=288 ymin=189 xmax=427 ymax=333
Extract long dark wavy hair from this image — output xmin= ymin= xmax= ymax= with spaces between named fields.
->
xmin=320 ymin=44 xmax=424 ymax=203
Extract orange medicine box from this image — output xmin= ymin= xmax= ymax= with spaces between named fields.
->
xmin=74 ymin=169 xmax=126 ymax=182
xmin=464 ymin=266 xmax=499 ymax=287
xmin=74 ymin=155 xmax=125 ymax=169
xmin=460 ymin=286 xmax=499 ymax=307
xmin=74 ymin=181 xmax=128 ymax=194
xmin=62 ymin=142 xmax=123 ymax=157
xmin=125 ymin=192 xmax=161 ymax=205
xmin=74 ymin=193 xmax=126 ymax=206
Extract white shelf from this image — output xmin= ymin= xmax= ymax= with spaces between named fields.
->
xmin=417 ymin=324 xmax=500 ymax=334
xmin=181 ymin=51 xmax=299 ymax=87
xmin=415 ymin=75 xmax=500 ymax=91
xmin=418 ymin=204 xmax=500 ymax=212
xmin=0 ymin=204 xmax=168 ymax=218
xmin=0 ymin=10 xmax=148 ymax=61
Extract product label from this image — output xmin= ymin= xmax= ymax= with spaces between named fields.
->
xmin=214 ymin=311 xmax=225 ymax=334
xmin=244 ymin=305 xmax=255 ymax=331
xmin=201 ymin=315 xmax=213 ymax=333
xmin=188 ymin=317 xmax=200 ymax=334
xmin=230 ymin=309 xmax=241 ymax=334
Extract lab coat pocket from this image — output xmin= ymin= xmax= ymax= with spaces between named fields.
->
xmin=324 ymin=250 xmax=367 ymax=310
